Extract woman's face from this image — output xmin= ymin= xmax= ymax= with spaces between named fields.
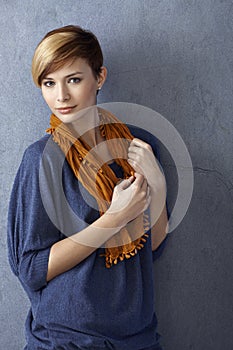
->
xmin=41 ymin=58 xmax=106 ymax=123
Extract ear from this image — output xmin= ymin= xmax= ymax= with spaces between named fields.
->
xmin=97 ymin=66 xmax=107 ymax=90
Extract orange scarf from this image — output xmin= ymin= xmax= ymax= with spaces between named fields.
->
xmin=46 ymin=107 xmax=149 ymax=267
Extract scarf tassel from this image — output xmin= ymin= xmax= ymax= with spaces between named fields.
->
xmin=100 ymin=211 xmax=151 ymax=268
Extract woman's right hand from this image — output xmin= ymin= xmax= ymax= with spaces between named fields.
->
xmin=106 ymin=173 xmax=151 ymax=227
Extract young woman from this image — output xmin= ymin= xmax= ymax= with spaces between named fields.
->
xmin=7 ymin=25 xmax=168 ymax=350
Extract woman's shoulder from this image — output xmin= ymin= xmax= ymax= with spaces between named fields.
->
xmin=23 ymin=134 xmax=52 ymax=158
xmin=21 ymin=134 xmax=62 ymax=168
xmin=10 ymin=135 xmax=53 ymax=186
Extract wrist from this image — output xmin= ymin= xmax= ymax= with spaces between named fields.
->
xmin=149 ymin=176 xmax=166 ymax=192
xmin=103 ymin=209 xmax=126 ymax=230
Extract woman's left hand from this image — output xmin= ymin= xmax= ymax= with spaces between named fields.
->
xmin=128 ymin=138 xmax=165 ymax=190
xmin=128 ymin=138 xmax=168 ymax=240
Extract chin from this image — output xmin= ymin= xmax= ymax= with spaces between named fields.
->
xmin=53 ymin=112 xmax=76 ymax=124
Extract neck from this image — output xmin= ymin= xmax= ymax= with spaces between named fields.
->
xmin=68 ymin=106 xmax=101 ymax=148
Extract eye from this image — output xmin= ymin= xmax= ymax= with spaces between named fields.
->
xmin=68 ymin=77 xmax=81 ymax=84
xmin=43 ymin=80 xmax=55 ymax=87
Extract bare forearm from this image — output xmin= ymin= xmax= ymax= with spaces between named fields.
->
xmin=47 ymin=212 xmax=123 ymax=282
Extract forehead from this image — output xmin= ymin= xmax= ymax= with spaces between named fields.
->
xmin=44 ymin=57 xmax=92 ymax=78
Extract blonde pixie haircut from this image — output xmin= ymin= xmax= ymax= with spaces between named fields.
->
xmin=32 ymin=25 xmax=103 ymax=87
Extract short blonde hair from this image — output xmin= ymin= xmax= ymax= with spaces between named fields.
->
xmin=31 ymin=25 xmax=103 ymax=87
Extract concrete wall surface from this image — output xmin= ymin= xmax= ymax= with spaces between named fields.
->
xmin=0 ymin=1 xmax=232 ymax=349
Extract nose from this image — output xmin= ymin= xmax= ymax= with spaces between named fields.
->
xmin=57 ymin=84 xmax=71 ymax=102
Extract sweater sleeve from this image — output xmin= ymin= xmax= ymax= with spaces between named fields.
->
xmin=7 ymin=140 xmax=62 ymax=292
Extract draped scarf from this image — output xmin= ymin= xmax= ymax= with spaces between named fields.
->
xmin=46 ymin=107 xmax=149 ymax=268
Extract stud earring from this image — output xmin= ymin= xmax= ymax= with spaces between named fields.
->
xmin=98 ymin=86 xmax=102 ymax=91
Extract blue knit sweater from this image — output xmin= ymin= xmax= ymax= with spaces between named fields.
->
xmin=7 ymin=125 xmax=168 ymax=350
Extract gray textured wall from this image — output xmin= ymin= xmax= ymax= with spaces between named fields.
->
xmin=1 ymin=1 xmax=232 ymax=349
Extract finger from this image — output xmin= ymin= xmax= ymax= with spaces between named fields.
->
xmin=117 ymin=176 xmax=134 ymax=190
xmin=127 ymin=158 xmax=135 ymax=167
xmin=130 ymin=138 xmax=152 ymax=150
xmin=132 ymin=172 xmax=144 ymax=187
xmin=127 ymin=150 xmax=136 ymax=159
xmin=127 ymin=151 xmax=142 ymax=163
xmin=128 ymin=144 xmax=151 ymax=159
xmin=129 ymin=145 xmax=161 ymax=174
xmin=128 ymin=159 xmax=145 ymax=176
xmin=128 ymin=145 xmax=142 ymax=155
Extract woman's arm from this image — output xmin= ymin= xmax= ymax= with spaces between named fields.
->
xmin=128 ymin=138 xmax=169 ymax=251
xmin=47 ymin=212 xmax=121 ymax=282
xmin=150 ymin=205 xmax=168 ymax=251
xmin=47 ymin=173 xmax=150 ymax=281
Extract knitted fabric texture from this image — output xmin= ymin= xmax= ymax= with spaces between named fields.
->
xmin=46 ymin=107 xmax=149 ymax=267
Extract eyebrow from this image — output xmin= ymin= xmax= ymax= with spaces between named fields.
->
xmin=43 ymin=71 xmax=84 ymax=80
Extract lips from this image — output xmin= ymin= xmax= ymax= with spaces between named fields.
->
xmin=56 ymin=106 xmax=77 ymax=114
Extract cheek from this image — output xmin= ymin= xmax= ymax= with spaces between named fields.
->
xmin=82 ymin=79 xmax=98 ymax=95
xmin=85 ymin=83 xmax=98 ymax=99
xmin=42 ymin=90 xmax=54 ymax=107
